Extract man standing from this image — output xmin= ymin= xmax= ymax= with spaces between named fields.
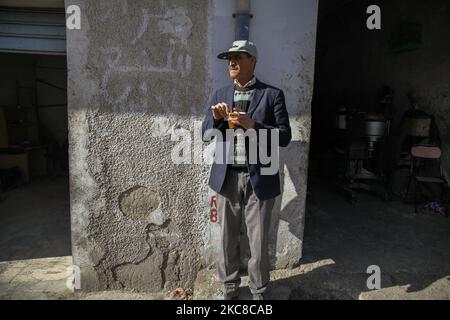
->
xmin=202 ymin=40 xmax=292 ymax=300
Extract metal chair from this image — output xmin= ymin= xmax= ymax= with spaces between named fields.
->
xmin=405 ymin=145 xmax=447 ymax=213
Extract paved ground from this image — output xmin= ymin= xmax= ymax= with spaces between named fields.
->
xmin=298 ymin=179 xmax=450 ymax=300
xmin=0 ymin=177 xmax=449 ymax=300
xmin=0 ymin=256 xmax=168 ymax=300
xmin=0 ymin=176 xmax=71 ymax=262
xmin=194 ymin=178 xmax=450 ymax=300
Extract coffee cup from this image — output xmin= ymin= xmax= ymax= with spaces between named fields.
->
xmin=228 ymin=111 xmax=239 ymax=129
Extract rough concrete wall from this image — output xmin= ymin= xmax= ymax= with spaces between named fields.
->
xmin=313 ymin=0 xmax=450 ymax=182
xmin=66 ymin=0 xmax=210 ymax=292
xmin=67 ymin=0 xmax=319 ymax=293
xmin=205 ymin=0 xmax=319 ymax=269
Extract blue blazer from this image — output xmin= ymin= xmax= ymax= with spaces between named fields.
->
xmin=202 ymin=79 xmax=292 ymax=200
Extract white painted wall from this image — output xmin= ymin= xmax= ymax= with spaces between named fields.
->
xmin=209 ymin=0 xmax=235 ymax=90
xmin=210 ymin=0 xmax=319 ymax=116
xmin=251 ymin=0 xmax=318 ymax=115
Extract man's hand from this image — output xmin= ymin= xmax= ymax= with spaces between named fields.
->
xmin=231 ymin=113 xmax=255 ymax=130
xmin=211 ymin=103 xmax=230 ymax=120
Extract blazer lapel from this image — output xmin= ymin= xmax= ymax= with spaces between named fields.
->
xmin=226 ymin=85 xmax=234 ymax=113
xmin=247 ymin=80 xmax=264 ymax=117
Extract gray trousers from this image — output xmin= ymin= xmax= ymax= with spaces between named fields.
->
xmin=216 ymin=168 xmax=275 ymax=295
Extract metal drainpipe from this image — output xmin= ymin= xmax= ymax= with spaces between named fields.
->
xmin=233 ymin=0 xmax=252 ymax=40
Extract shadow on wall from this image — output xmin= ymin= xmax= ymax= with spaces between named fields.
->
xmin=238 ymin=141 xmax=308 ymax=271
xmin=269 ymin=141 xmax=309 ymax=269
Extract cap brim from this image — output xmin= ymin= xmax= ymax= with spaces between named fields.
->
xmin=217 ymin=50 xmax=250 ymax=60
xmin=217 ymin=52 xmax=230 ymax=60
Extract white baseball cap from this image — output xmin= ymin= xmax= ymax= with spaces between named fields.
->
xmin=217 ymin=40 xmax=258 ymax=60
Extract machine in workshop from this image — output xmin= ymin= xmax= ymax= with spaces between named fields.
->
xmin=334 ymin=109 xmax=390 ymax=203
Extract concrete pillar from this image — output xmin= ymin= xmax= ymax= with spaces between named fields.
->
xmin=66 ymin=0 xmax=318 ymax=292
